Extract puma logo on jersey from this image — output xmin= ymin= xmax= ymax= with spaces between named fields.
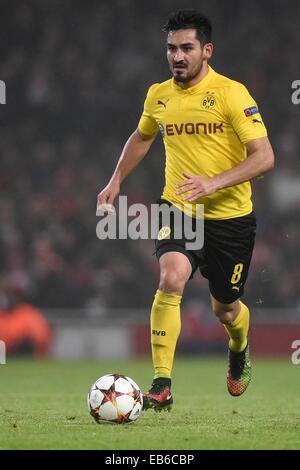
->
xmin=152 ymin=330 xmax=166 ymax=336
xmin=157 ymin=99 xmax=169 ymax=108
xmin=232 ymin=284 xmax=243 ymax=292
xmin=252 ymin=118 xmax=263 ymax=125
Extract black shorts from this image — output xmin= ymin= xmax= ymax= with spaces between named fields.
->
xmin=155 ymin=199 xmax=256 ymax=304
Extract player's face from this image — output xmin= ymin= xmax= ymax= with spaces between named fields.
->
xmin=167 ymin=29 xmax=212 ymax=85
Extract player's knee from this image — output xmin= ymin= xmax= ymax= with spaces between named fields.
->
xmin=213 ymin=305 xmax=236 ymax=325
xmin=159 ymin=269 xmax=186 ymax=295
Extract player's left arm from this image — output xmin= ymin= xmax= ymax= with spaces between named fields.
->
xmin=176 ymin=136 xmax=274 ymax=201
xmin=213 ymin=136 xmax=275 ymax=192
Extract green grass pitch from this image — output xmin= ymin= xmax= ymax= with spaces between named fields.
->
xmin=0 ymin=357 xmax=299 ymax=450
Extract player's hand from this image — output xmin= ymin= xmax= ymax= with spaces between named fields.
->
xmin=96 ymin=180 xmax=120 ymax=214
xmin=176 ymin=172 xmax=218 ymax=202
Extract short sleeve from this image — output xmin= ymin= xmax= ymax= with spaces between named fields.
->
xmin=138 ymin=84 xmax=160 ymax=136
xmin=227 ymin=83 xmax=268 ymax=144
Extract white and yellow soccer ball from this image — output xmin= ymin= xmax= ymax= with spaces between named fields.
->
xmin=87 ymin=374 xmax=143 ymax=424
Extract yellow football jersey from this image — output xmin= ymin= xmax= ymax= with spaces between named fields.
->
xmin=138 ymin=65 xmax=267 ymax=219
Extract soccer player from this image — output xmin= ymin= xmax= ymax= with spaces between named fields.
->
xmin=97 ymin=10 xmax=274 ymax=410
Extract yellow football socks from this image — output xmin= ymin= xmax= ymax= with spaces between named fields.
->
xmin=224 ymin=301 xmax=250 ymax=352
xmin=150 ymin=289 xmax=182 ymax=379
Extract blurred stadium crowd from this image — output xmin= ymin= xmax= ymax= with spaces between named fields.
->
xmin=0 ymin=0 xmax=300 ymax=314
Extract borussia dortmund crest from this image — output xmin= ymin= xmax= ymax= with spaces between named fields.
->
xmin=157 ymin=226 xmax=171 ymax=240
xmin=201 ymin=92 xmax=216 ymax=109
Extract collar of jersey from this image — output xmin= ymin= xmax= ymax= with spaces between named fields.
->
xmin=171 ymin=65 xmax=214 ymax=94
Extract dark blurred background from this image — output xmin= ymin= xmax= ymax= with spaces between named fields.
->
xmin=0 ymin=0 xmax=300 ymax=357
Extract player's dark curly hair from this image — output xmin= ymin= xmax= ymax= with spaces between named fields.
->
xmin=163 ymin=9 xmax=212 ymax=46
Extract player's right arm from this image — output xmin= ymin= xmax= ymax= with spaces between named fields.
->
xmin=97 ymin=129 xmax=156 ymax=209
xmin=97 ymin=84 xmax=159 ymax=210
